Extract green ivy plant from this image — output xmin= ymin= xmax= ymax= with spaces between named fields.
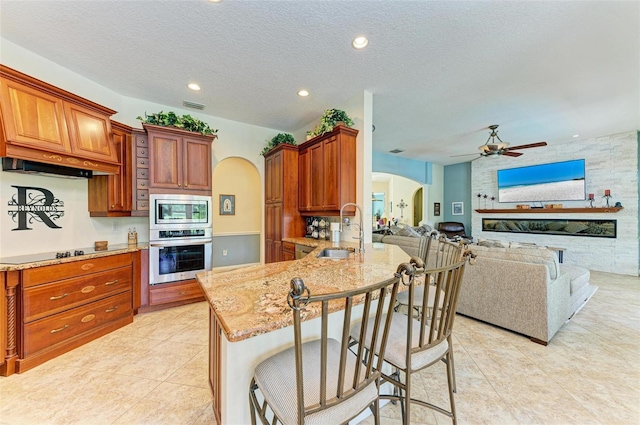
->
xmin=137 ymin=111 xmax=218 ymax=136
xmin=260 ymin=133 xmax=297 ymax=156
xmin=309 ymin=108 xmax=354 ymax=137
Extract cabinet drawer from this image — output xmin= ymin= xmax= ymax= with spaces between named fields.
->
xmin=23 ymin=266 xmax=132 ymax=323
xmin=149 ymin=280 xmax=204 ymax=306
xmin=22 ymin=253 xmax=132 ymax=288
xmin=23 ymin=291 xmax=132 ymax=357
xmin=136 ymin=137 xmax=148 ymax=148
xmin=136 ymin=169 xmax=149 ymax=180
xmin=283 ymin=241 xmax=295 ymax=252
xmin=137 ymin=179 xmax=149 ymax=190
xmin=136 ymin=147 xmax=148 ymax=158
xmin=136 ymin=200 xmax=149 ymax=210
xmin=137 ymin=190 xmax=149 ymax=200
xmin=136 ymin=157 xmax=149 ymax=168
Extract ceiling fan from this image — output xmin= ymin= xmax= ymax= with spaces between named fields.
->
xmin=453 ymin=125 xmax=547 ymax=159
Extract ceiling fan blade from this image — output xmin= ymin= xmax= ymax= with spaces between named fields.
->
xmin=502 ymin=151 xmax=523 ymax=157
xmin=504 ymin=141 xmax=547 ymax=151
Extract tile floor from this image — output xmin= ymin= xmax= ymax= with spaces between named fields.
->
xmin=0 ymin=270 xmax=638 ymax=425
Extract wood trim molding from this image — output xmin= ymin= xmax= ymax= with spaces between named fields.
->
xmin=475 ymin=207 xmax=623 ymax=214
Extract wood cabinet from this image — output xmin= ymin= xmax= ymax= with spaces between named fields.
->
xmin=144 ymin=124 xmax=215 ymax=194
xmin=0 ymin=65 xmax=119 ymax=174
xmin=87 ymin=121 xmax=133 ymax=217
xmin=283 ymin=241 xmax=296 ymax=261
xmin=147 ymin=279 xmax=205 ymax=309
xmin=0 ymin=252 xmax=140 ymax=375
xmin=131 ymin=129 xmax=150 ymax=216
xmin=264 ymin=144 xmax=305 ymax=263
xmin=298 ymin=125 xmax=358 ymax=216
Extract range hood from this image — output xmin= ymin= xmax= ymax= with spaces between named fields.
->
xmin=2 ymin=158 xmax=93 ymax=179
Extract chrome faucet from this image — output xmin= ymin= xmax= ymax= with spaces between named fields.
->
xmin=340 ymin=203 xmax=365 ymax=253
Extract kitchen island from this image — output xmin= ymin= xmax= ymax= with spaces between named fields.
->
xmin=196 ymin=239 xmax=411 ymax=425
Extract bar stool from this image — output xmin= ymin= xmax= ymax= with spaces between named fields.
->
xmin=249 ymin=266 xmax=407 ymax=425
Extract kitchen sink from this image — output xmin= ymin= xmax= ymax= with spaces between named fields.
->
xmin=316 ymin=247 xmax=355 ymax=259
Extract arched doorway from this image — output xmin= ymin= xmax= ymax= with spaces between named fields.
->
xmin=212 ymin=157 xmax=261 ymax=268
xmin=372 ymin=172 xmax=422 ymax=226
xmin=413 ymin=188 xmax=423 ymax=226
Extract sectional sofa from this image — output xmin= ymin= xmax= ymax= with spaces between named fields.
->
xmin=373 ymin=233 xmax=596 ymax=344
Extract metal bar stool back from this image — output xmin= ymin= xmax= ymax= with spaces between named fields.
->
xmin=249 ymin=265 xmax=409 ymax=425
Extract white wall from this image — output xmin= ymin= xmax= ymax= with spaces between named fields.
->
xmin=471 ymin=131 xmax=639 ymax=276
xmin=0 ymin=38 xmax=283 ymax=258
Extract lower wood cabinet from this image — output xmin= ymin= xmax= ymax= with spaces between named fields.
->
xmin=147 ymin=279 xmax=205 ymax=309
xmin=0 ymin=251 xmax=139 ymax=376
xmin=283 ymin=241 xmax=296 ymax=261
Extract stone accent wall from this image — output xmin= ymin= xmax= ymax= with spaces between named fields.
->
xmin=471 ymin=131 xmax=638 ymax=276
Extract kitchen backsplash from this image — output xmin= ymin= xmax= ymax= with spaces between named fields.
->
xmin=0 ymin=171 xmax=148 ymax=258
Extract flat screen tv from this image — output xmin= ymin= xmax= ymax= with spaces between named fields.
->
xmin=497 ymin=159 xmax=586 ymax=203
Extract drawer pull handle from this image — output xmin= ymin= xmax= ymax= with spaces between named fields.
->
xmin=50 ymin=324 xmax=69 ymax=334
xmin=105 ymin=306 xmax=119 ymax=313
xmin=81 ymin=286 xmax=95 ymax=294
xmin=50 ymin=293 xmax=68 ymax=300
xmin=81 ymin=314 xmax=96 ymax=323
xmin=140 ymin=160 xmax=145 ymax=164
xmin=180 ymin=291 xmax=188 ymax=295
xmin=81 ymin=263 xmax=95 ymax=271
xmin=104 ymin=279 xmax=119 ymax=286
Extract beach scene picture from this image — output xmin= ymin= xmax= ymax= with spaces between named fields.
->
xmin=498 ymin=159 xmax=585 ymax=203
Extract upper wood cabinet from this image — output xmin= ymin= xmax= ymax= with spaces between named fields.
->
xmin=87 ymin=121 xmax=133 ymax=217
xmin=298 ymin=125 xmax=358 ymax=216
xmin=144 ymin=124 xmax=215 ymax=194
xmin=0 ymin=65 xmax=119 ymax=174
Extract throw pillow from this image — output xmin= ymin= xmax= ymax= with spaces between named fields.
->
xmin=546 ymin=222 xmax=565 ymax=231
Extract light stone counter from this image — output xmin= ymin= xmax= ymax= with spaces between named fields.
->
xmin=0 ymin=243 xmax=147 ymax=271
xmin=196 ymin=239 xmax=411 ymax=424
xmin=196 ymin=239 xmax=411 ymax=342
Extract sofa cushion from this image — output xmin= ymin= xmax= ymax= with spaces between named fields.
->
xmin=469 ymin=244 xmax=560 ymax=280
xmin=560 ymin=264 xmax=590 ymax=294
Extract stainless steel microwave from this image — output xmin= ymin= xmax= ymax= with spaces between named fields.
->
xmin=150 ymin=194 xmax=212 ymax=230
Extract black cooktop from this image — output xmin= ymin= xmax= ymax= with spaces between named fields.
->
xmin=0 ymin=245 xmax=128 ymax=265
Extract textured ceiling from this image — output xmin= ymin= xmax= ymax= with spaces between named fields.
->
xmin=1 ymin=1 xmax=638 ymax=165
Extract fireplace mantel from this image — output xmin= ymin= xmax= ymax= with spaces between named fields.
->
xmin=475 ymin=207 xmax=622 ymax=214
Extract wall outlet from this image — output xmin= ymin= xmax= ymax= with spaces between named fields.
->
xmin=222 ymin=249 xmax=228 ymax=256
xmin=112 ymin=221 xmax=119 ymax=232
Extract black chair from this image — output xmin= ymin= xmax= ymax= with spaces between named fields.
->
xmin=437 ymin=222 xmax=470 ymax=240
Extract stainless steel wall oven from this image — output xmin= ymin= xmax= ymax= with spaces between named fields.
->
xmin=149 ymin=194 xmax=213 ymax=285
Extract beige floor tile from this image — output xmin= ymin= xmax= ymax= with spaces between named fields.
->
xmin=1 ymin=273 xmax=638 ymax=425
xmin=111 ymin=382 xmax=211 ymax=425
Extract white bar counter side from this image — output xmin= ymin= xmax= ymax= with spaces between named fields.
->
xmin=196 ymin=238 xmax=411 ymax=425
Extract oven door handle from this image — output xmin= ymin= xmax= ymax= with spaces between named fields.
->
xmin=149 ymin=238 xmax=212 ymax=247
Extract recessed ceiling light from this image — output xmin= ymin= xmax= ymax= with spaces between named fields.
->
xmin=208 ymin=0 xmax=223 ymax=3
xmin=573 ymin=134 xmax=580 ymax=138
xmin=352 ymin=36 xmax=368 ymax=49
xmin=187 ymin=83 xmax=201 ymax=91
xmin=297 ymin=90 xmax=309 ymax=97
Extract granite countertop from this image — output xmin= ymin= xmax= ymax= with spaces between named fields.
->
xmin=0 ymin=243 xmax=148 ymax=271
xmin=196 ymin=238 xmax=412 ymax=342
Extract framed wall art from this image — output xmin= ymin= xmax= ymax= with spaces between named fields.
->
xmin=434 ymin=202 xmax=441 ymax=216
xmin=452 ymin=201 xmax=464 ymax=216
xmin=220 ymin=194 xmax=235 ymax=215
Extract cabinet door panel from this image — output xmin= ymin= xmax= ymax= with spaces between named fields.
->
xmin=183 ymin=138 xmax=211 ymax=191
xmin=298 ymin=149 xmax=310 ymax=211
xmin=309 ymin=143 xmax=324 ymax=211
xmin=149 ymin=134 xmax=181 ymax=189
xmin=322 ymin=136 xmax=340 ymax=210
xmin=0 ymin=78 xmax=70 ymax=152
xmin=64 ymin=102 xmax=117 ymax=163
